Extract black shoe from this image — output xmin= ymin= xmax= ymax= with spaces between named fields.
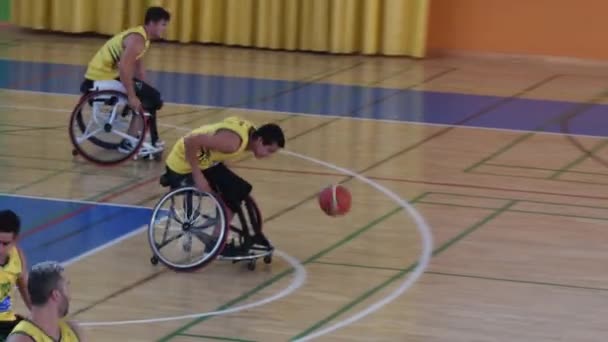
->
xmin=117 ymin=139 xmax=134 ymax=154
xmin=219 ymin=243 xmax=240 ymax=257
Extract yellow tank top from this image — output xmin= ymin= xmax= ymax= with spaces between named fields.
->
xmin=0 ymin=247 xmax=22 ymax=321
xmin=84 ymin=26 xmax=150 ymax=81
xmin=166 ymin=117 xmax=256 ymax=174
xmin=9 ymin=320 xmax=79 ymax=342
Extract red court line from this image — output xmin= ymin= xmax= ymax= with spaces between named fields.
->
xmin=20 ymin=175 xmax=159 ymax=239
xmin=233 ymin=165 xmax=608 ymax=201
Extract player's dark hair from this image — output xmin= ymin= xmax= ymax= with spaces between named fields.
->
xmin=0 ymin=210 xmax=20 ymax=236
xmin=145 ymin=7 xmax=171 ymax=24
xmin=28 ymin=261 xmax=65 ymax=306
xmin=253 ymin=124 xmax=285 ymax=148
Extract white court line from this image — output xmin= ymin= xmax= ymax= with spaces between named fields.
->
xmin=79 ymin=250 xmax=307 ymax=327
xmin=69 ymin=147 xmax=433 ymax=336
xmin=58 ymin=119 xmax=432 ymax=339
xmin=62 ymin=225 xmax=148 ymax=266
xmin=17 ymin=194 xmax=309 ymax=328
xmin=1 ymin=90 xmax=606 ymax=140
xmin=281 ymin=150 xmax=433 ymax=342
xmin=0 ymin=95 xmax=433 ymax=338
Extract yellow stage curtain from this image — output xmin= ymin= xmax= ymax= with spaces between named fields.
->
xmin=10 ymin=0 xmax=429 ymax=57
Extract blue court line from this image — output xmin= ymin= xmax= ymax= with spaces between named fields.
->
xmin=0 ymin=194 xmax=151 ymax=267
xmin=1 ymin=59 xmax=607 ymax=137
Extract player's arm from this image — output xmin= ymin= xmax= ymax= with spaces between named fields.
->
xmin=119 ymin=33 xmax=145 ymax=111
xmin=184 ymin=130 xmax=242 ymax=192
xmin=15 ymin=247 xmax=31 ymax=311
xmin=134 ymin=58 xmax=146 ymax=81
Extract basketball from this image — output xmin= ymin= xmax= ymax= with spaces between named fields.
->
xmin=318 ymin=185 xmax=351 ymax=216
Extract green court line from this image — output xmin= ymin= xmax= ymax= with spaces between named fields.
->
xmin=428 ymin=200 xmax=516 ymax=256
xmin=463 ymin=91 xmax=608 ymax=174
xmin=310 ymin=262 xmax=608 ymax=293
xmin=312 ymin=261 xmax=405 ymax=272
xmin=511 ymin=209 xmax=608 ymax=222
xmin=290 ymin=200 xmax=517 ymax=340
xmin=469 ymin=170 xmax=608 ymax=186
xmin=9 ymin=168 xmax=72 ymax=193
xmin=176 ymin=333 xmax=257 ymax=342
xmin=419 ymin=199 xmax=608 ymax=222
xmin=426 ymin=271 xmax=608 ymax=292
xmin=464 ymin=132 xmax=535 ymax=173
xmin=549 ymin=139 xmax=608 ymax=179
xmin=164 ymin=188 xmax=608 ymax=341
xmin=485 ymin=162 xmax=608 ymax=177
xmin=426 ymin=191 xmax=608 ymax=211
xmin=156 ymin=192 xmax=430 ymax=341
xmin=419 ymin=201 xmax=501 ymax=211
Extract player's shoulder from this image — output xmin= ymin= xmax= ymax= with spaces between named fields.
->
xmin=122 ymin=27 xmax=146 ymax=48
xmin=65 ymin=320 xmax=85 ymax=341
xmin=6 ymin=332 xmax=35 ymax=342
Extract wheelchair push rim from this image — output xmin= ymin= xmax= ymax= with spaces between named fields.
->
xmin=148 ymin=187 xmax=229 ymax=272
xmin=69 ymin=90 xmax=147 ymax=166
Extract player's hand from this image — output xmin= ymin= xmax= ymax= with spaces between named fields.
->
xmin=128 ymin=95 xmax=144 ymax=115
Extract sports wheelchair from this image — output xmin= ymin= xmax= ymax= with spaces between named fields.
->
xmin=69 ymin=89 xmax=163 ymax=166
xmin=147 ymin=175 xmax=274 ymax=271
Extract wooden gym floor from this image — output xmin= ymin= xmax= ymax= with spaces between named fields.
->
xmin=1 ymin=27 xmax=608 ymax=341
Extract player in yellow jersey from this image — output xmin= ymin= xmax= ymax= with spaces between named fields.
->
xmin=0 ymin=210 xmax=31 ymax=341
xmin=162 ymin=117 xmax=285 ymax=256
xmin=80 ymin=6 xmax=171 ymax=158
xmin=7 ymin=261 xmax=82 ymax=342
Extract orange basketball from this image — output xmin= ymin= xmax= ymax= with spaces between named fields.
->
xmin=318 ymin=185 xmax=351 ymax=216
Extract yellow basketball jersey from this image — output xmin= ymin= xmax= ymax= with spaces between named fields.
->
xmin=166 ymin=117 xmax=256 ymax=174
xmin=9 ymin=320 xmax=79 ymax=342
xmin=0 ymin=247 xmax=22 ymax=321
xmin=84 ymin=25 xmax=151 ymax=81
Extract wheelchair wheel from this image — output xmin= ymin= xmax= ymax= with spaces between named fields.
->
xmin=148 ymin=187 xmax=228 ymax=272
xmin=69 ymin=90 xmax=147 ymax=166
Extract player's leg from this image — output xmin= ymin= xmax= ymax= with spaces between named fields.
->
xmin=79 ymin=79 xmax=94 ymax=94
xmin=202 ymin=163 xmax=252 ymax=256
xmin=133 ymin=78 xmax=164 ymax=147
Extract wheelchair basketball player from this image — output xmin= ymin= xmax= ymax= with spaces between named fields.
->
xmin=160 ymin=116 xmax=285 ymax=256
xmin=0 ymin=210 xmax=31 ymax=341
xmin=79 ymin=7 xmax=170 ymax=159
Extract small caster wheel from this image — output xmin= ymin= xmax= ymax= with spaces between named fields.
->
xmin=247 ymin=260 xmax=256 ymax=271
xmin=150 ymin=256 xmax=159 ymax=265
xmin=133 ymin=154 xmax=139 ymax=161
xmin=263 ymin=254 xmax=272 ymax=264
xmin=71 ymin=149 xmax=78 ymax=156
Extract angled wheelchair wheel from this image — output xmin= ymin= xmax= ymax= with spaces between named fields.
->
xmin=69 ymin=90 xmax=146 ymax=166
xmin=148 ymin=187 xmax=229 ymax=272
